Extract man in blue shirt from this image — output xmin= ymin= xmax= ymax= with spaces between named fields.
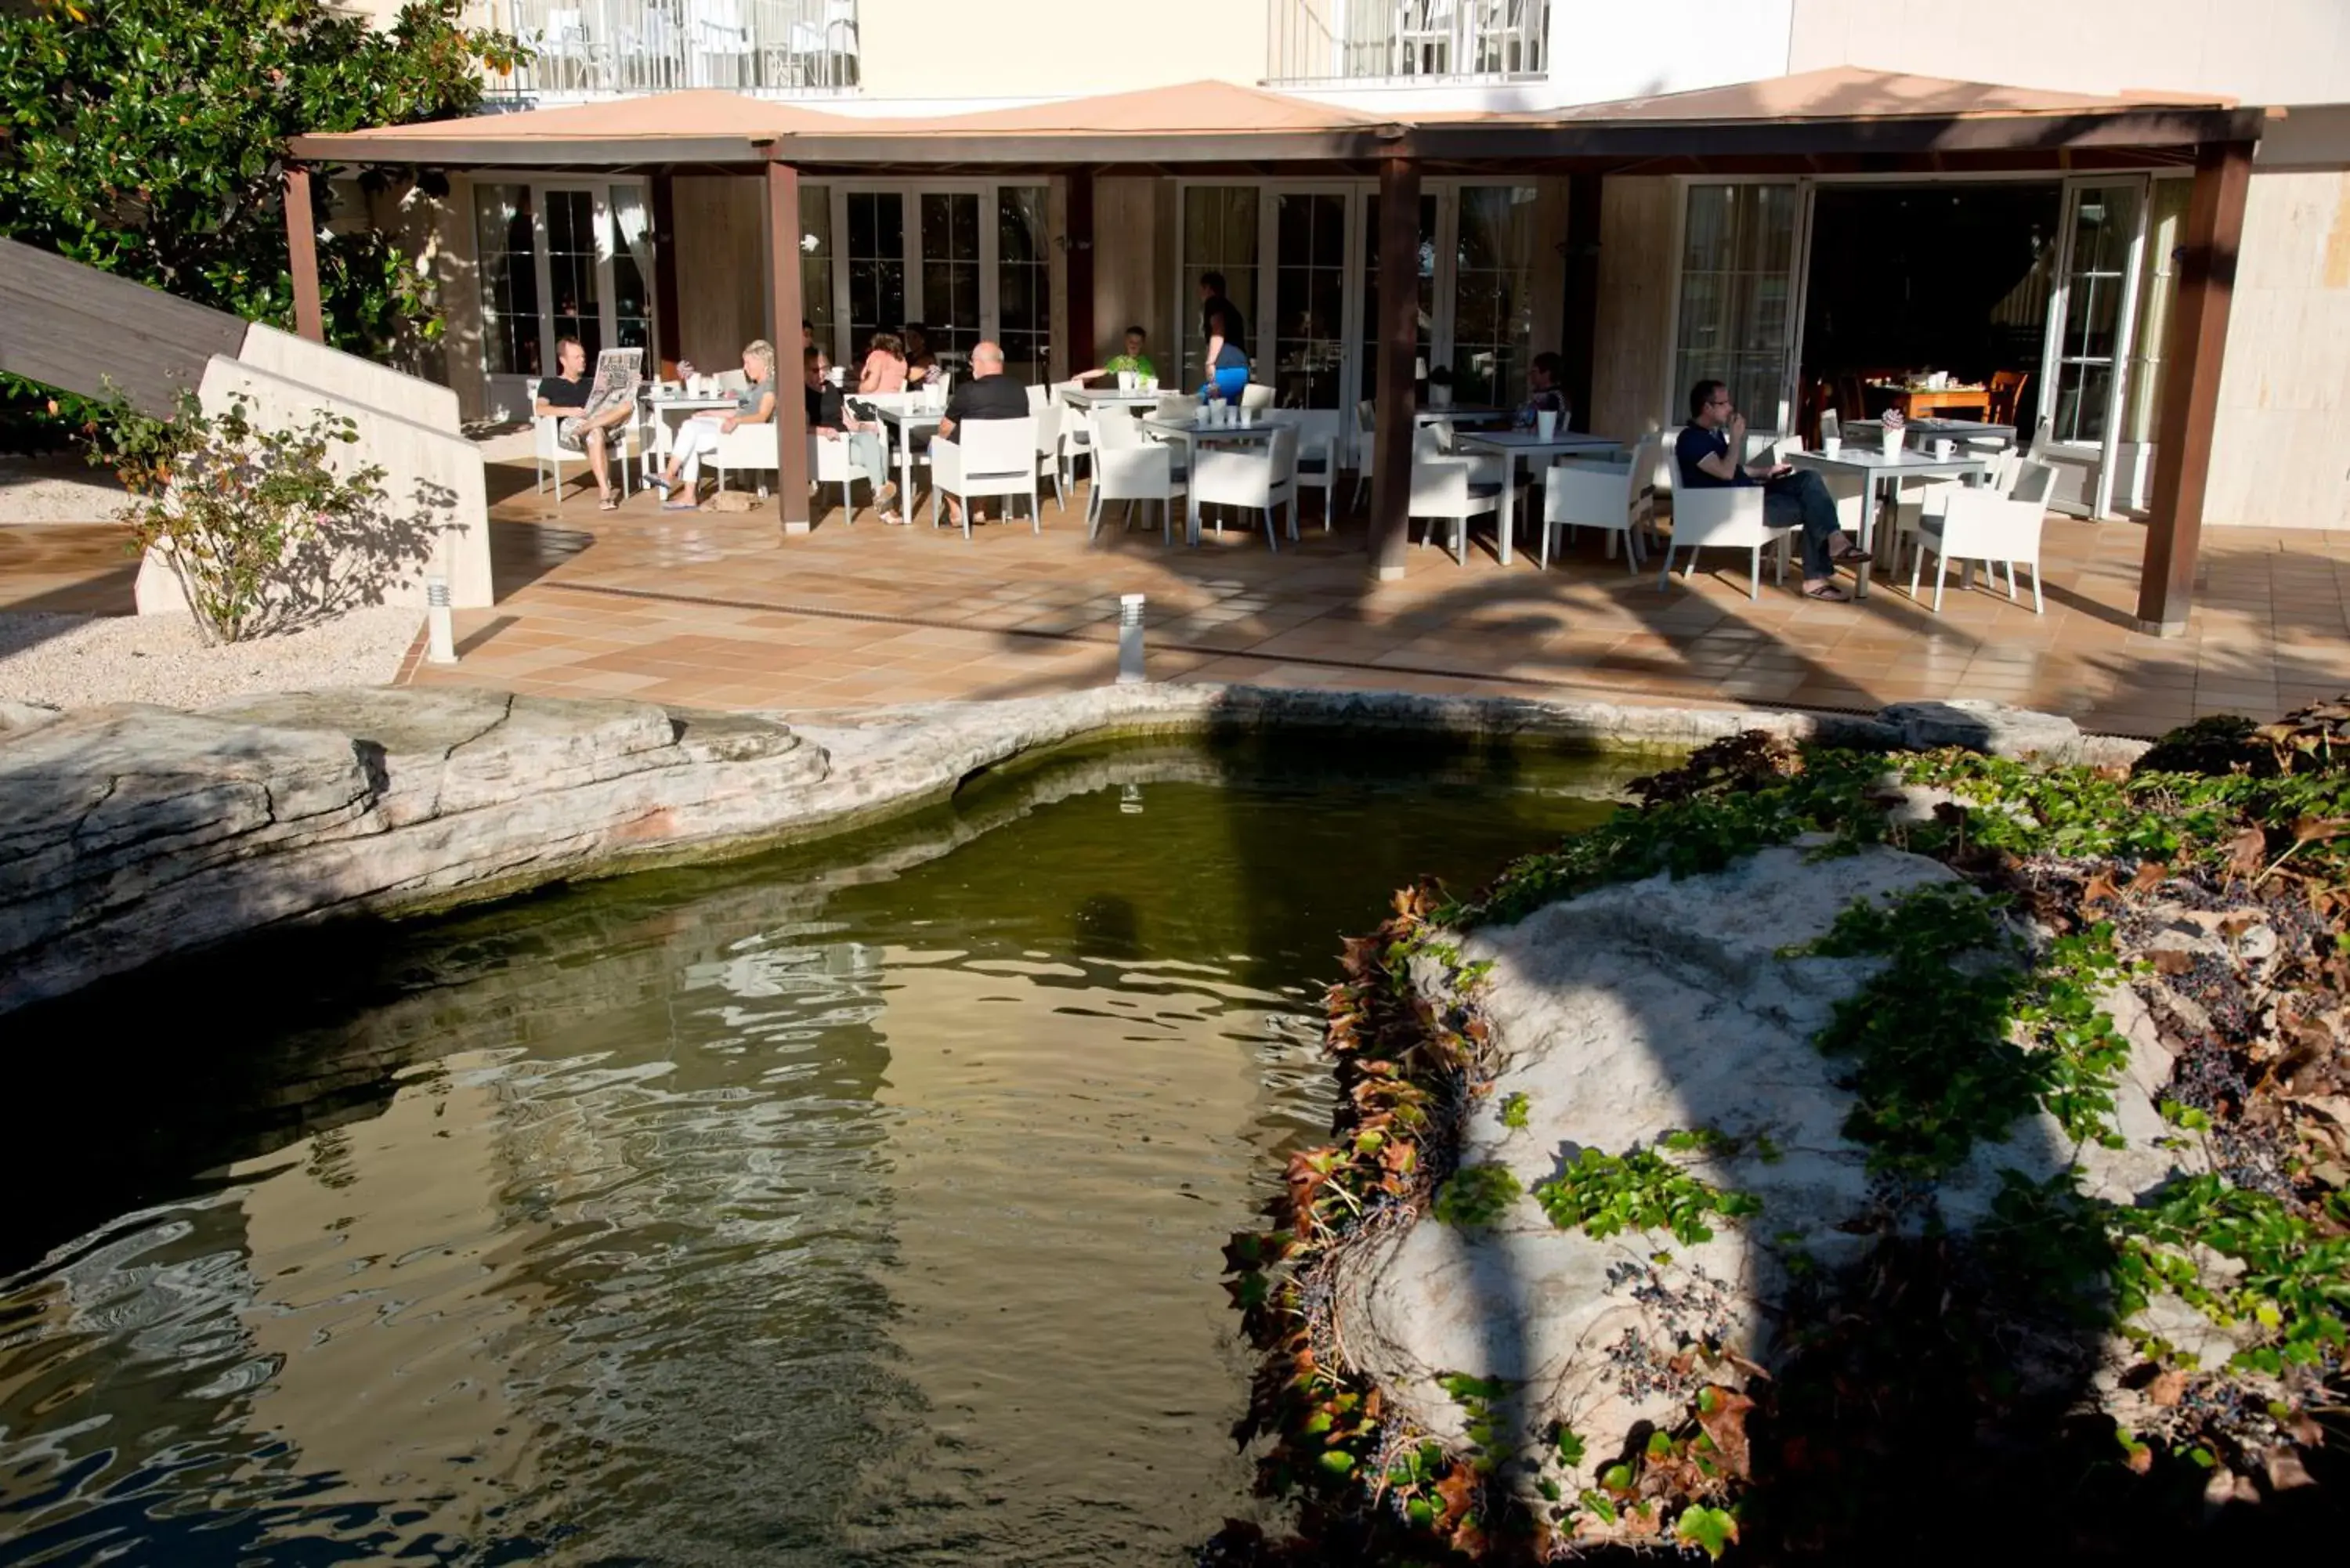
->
xmin=1674 ymin=380 xmax=1866 ymax=601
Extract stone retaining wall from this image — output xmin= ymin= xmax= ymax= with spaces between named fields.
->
xmin=0 ymin=683 xmax=2139 ymax=1016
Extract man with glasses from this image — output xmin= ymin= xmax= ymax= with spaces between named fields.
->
xmin=1676 ymin=380 xmax=1867 ymax=602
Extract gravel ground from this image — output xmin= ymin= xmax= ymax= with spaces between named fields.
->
xmin=0 ymin=458 xmax=130 ymax=523
xmin=0 ymin=607 xmax=421 ymax=713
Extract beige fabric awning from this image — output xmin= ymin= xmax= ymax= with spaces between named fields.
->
xmin=287 ymin=67 xmax=2257 ymax=170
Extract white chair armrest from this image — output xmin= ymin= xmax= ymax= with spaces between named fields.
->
xmin=930 ymin=435 xmax=964 ymax=486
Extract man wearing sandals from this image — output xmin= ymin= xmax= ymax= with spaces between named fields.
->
xmin=536 ymin=336 xmax=634 ymax=511
xmin=1677 ymin=380 xmax=1867 ymax=602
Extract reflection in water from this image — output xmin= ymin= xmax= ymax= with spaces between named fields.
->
xmin=0 ymin=739 xmax=1630 ymax=1565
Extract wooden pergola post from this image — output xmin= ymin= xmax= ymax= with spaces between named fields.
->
xmin=1067 ymin=167 xmax=1095 ymax=371
xmin=284 ymin=162 xmax=324 ymax=344
xmin=650 ymin=171 xmax=683 ymax=378
xmin=764 ymin=156 xmax=812 ymax=535
xmin=2135 ymin=139 xmax=2254 ymax=636
xmin=1368 ymin=150 xmax=1421 ymax=581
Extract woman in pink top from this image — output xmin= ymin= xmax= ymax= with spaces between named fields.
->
xmin=859 ymin=331 xmax=908 ymax=395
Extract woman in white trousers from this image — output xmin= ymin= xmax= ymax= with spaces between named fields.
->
xmin=652 ymin=340 xmax=777 ymax=509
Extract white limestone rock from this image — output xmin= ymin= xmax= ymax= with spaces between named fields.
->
xmin=1333 ymin=842 xmax=2207 ymax=1502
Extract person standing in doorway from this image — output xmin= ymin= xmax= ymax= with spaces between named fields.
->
xmin=1197 ymin=272 xmax=1249 ymax=405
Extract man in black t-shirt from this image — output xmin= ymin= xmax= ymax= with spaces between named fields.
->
xmin=938 ymin=341 xmax=1031 ymax=527
xmin=534 ymin=336 xmax=633 ymax=508
xmin=1675 ymin=378 xmax=1865 ymax=601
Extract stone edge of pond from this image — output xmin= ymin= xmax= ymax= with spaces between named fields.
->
xmin=0 ymin=683 xmax=2140 ymax=1016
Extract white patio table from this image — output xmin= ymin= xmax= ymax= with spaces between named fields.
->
xmin=1060 ymin=385 xmax=1165 ymax=410
xmin=639 ymin=388 xmax=737 ymax=489
xmin=1784 ymin=447 xmax=1992 ymax=598
xmin=1143 ymin=414 xmax=1281 ymax=545
xmin=1456 ymin=430 xmax=1625 ymax=565
xmin=864 ymin=392 xmax=948 ymax=513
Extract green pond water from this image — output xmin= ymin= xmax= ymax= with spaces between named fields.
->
xmin=0 ymin=736 xmax=1635 ymax=1566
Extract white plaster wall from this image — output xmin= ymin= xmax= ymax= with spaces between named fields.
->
xmin=853 ymin=0 xmax=1268 ymax=99
xmin=239 ymin=323 xmax=464 ymax=434
xmin=1787 ymin=0 xmax=2350 ymax=105
xmin=2204 ymin=167 xmax=2350 ymax=529
xmin=136 ymin=355 xmax=494 ymax=616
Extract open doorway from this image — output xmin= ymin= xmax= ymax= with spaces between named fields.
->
xmin=1798 ymin=182 xmax=2059 ymax=445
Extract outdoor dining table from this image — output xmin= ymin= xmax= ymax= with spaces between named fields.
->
xmin=1849 ymin=417 xmax=2017 ymax=450
xmin=865 ymin=393 xmax=949 ymax=512
xmin=1060 ymin=385 xmax=1165 ymax=410
xmin=1413 ymin=405 xmax=1511 ymax=427
xmin=638 ymin=388 xmax=738 ymax=488
xmin=1142 ymin=414 xmax=1281 ymax=545
xmin=1456 ymin=430 xmax=1625 ymax=566
xmin=1784 ymin=446 xmax=1993 ymax=599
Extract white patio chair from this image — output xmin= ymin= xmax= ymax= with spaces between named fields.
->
xmin=810 ymin=432 xmax=870 ymax=524
xmin=533 ymin=414 xmax=639 ymax=506
xmin=1291 ymin=425 xmax=1341 ymax=528
xmin=710 ymin=421 xmax=780 ymax=495
xmin=1054 ymin=383 xmax=1092 ymax=492
xmin=2009 ymin=458 xmax=2056 ymax=505
xmin=1540 ymin=459 xmax=1647 ymax=572
xmin=1909 ymin=490 xmax=2045 ymax=613
xmin=930 ymin=416 xmax=1039 ymax=540
xmin=1154 ymin=392 xmax=1195 ymax=425
xmin=1409 ymin=427 xmax=1500 ymax=566
xmin=1193 ymin=425 xmax=1300 ymax=551
xmin=1086 ymin=409 xmax=1184 ymax=544
xmin=1239 ymin=382 xmax=1274 ymax=412
xmin=1350 ymin=397 xmax=1378 ymax=511
xmin=1025 ymin=382 xmax=1050 ymax=414
xmin=1032 ymin=396 xmax=1067 ymax=510
xmin=1657 ymin=487 xmax=1791 ymax=600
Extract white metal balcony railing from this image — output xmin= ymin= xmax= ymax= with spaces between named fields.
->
xmin=1266 ymin=0 xmax=1548 ymax=85
xmin=472 ymin=0 xmax=859 ymax=98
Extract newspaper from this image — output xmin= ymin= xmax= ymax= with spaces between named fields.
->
xmin=582 ymin=348 xmax=643 ymax=421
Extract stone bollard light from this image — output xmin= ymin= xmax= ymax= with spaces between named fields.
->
xmin=1116 ymin=593 xmax=1148 ymax=685
xmin=425 ymin=576 xmax=457 ymax=665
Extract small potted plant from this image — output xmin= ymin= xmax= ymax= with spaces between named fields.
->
xmin=1879 ymin=406 xmax=1907 ymax=460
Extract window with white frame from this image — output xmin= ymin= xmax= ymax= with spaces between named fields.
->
xmin=1271 ymin=192 xmax=1349 ymax=410
xmin=844 ymin=190 xmax=907 ymax=358
xmin=801 ymin=183 xmax=836 ymax=352
xmin=918 ymin=192 xmax=982 ymax=363
xmin=1358 ymin=192 xmax=1434 ymax=406
xmin=544 ymin=188 xmax=601 ymax=356
xmin=472 ymin=180 xmax=659 ymax=402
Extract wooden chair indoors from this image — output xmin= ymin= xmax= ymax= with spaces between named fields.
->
xmin=1987 ymin=370 xmax=2030 ymax=428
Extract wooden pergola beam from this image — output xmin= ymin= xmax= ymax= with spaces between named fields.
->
xmin=284 ymin=163 xmax=324 ymax=344
xmin=764 ymin=157 xmax=811 ymax=535
xmin=2135 ymin=139 xmax=2255 ymax=636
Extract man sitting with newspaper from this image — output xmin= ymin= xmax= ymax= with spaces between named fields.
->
xmin=536 ymin=338 xmax=640 ymax=511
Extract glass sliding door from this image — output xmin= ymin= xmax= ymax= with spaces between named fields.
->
xmin=996 ymin=186 xmax=1051 ymax=386
xmin=474 ymin=183 xmax=540 ymax=381
xmin=800 ymin=182 xmax=836 ymax=359
xmin=1672 ymin=182 xmax=1800 ymax=432
xmin=843 ymin=190 xmax=906 ymax=360
xmin=1270 ymin=190 xmax=1350 ymax=412
xmin=2116 ymin=175 xmax=2190 ymax=511
xmin=1359 ymin=191 xmax=1434 ymax=414
xmin=2040 ymin=175 xmax=2150 ymax=515
xmin=1180 ymin=186 xmax=1260 ymax=392
xmin=543 ymin=186 xmax=602 ymax=358
xmin=609 ymin=185 xmax=656 ymax=354
xmin=1451 ymin=185 xmax=1538 ymax=407
xmin=918 ymin=190 xmax=982 ymax=365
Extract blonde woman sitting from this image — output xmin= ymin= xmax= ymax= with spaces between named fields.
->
xmin=651 ymin=340 xmax=776 ymax=510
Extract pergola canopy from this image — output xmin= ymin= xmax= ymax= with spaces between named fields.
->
xmin=287 ymin=67 xmax=2261 ymax=174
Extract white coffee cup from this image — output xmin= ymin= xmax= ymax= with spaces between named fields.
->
xmin=1932 ymin=438 xmax=1954 ymax=459
xmin=1536 ymin=409 xmax=1559 ymax=440
xmin=1119 ymin=370 xmax=1133 ymax=391
xmin=1821 ymin=435 xmax=1842 ymax=459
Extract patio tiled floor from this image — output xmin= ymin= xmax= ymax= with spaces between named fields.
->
xmin=10 ymin=460 xmax=2349 ymax=737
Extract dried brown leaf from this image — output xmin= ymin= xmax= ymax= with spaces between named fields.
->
xmin=2223 ymin=827 xmax=2269 ymax=879
xmin=2147 ymin=1370 xmax=2188 ymax=1407
xmin=2267 ymin=1447 xmax=2317 ymax=1491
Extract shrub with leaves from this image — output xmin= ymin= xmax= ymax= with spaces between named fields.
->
xmin=96 ymin=386 xmax=399 ymax=642
xmin=0 ymin=0 xmax=526 ymax=441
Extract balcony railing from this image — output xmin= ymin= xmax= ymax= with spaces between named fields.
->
xmin=470 ymin=0 xmax=859 ymax=98
xmin=1266 ymin=0 xmax=1548 ymax=85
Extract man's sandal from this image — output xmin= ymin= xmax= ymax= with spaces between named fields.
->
xmin=1801 ymin=580 xmax=1852 ymax=602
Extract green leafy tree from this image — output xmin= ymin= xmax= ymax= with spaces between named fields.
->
xmin=0 ymin=0 xmax=523 ymax=438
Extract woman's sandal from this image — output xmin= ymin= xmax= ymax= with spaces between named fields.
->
xmin=1801 ymin=580 xmax=1853 ymax=602
xmin=598 ymin=492 xmax=620 ymax=511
